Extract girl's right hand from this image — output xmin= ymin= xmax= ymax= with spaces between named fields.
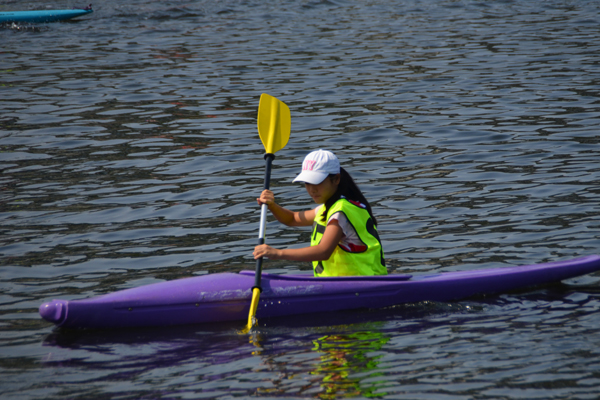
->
xmin=257 ymin=189 xmax=275 ymax=206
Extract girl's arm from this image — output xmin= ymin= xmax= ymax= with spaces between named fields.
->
xmin=253 ymin=220 xmax=343 ymax=262
xmin=257 ymin=189 xmax=315 ymax=227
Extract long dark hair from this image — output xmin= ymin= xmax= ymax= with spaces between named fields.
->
xmin=321 ymin=167 xmax=378 ymax=225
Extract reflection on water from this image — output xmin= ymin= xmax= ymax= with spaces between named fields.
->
xmin=2 ymin=0 xmax=600 ymax=398
xmin=311 ymin=328 xmax=390 ymax=399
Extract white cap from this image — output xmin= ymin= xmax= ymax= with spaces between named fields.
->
xmin=292 ymin=149 xmax=340 ymax=184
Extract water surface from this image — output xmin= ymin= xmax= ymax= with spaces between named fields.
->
xmin=1 ymin=0 xmax=600 ymax=399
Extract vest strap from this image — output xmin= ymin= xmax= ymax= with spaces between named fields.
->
xmin=312 ymin=223 xmax=326 ymax=241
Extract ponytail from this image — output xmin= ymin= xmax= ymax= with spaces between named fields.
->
xmin=321 ymin=167 xmax=378 ymax=226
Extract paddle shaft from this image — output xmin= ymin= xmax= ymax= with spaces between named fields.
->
xmin=253 ymin=153 xmax=275 ymax=291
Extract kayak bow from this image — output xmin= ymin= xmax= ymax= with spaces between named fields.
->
xmin=39 ymin=255 xmax=600 ymax=329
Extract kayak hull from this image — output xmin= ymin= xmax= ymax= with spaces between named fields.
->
xmin=39 ymin=255 xmax=600 ymax=329
xmin=0 ymin=9 xmax=93 ymax=23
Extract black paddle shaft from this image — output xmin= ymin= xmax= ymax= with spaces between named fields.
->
xmin=253 ymin=153 xmax=275 ymax=291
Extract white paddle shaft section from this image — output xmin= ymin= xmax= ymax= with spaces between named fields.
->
xmin=258 ymin=203 xmax=268 ymax=241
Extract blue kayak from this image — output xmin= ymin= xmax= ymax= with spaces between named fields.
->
xmin=39 ymin=255 xmax=600 ymax=329
xmin=0 ymin=6 xmax=92 ymax=23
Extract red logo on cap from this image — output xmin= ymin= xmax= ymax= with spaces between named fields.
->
xmin=304 ymin=160 xmax=316 ymax=171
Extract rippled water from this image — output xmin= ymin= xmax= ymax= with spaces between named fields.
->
xmin=2 ymin=0 xmax=600 ymax=398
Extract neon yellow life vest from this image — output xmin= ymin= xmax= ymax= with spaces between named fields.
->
xmin=310 ymin=198 xmax=387 ymax=277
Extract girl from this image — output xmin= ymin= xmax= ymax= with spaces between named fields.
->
xmin=253 ymin=149 xmax=387 ymax=277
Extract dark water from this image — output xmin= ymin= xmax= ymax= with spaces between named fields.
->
xmin=2 ymin=0 xmax=600 ymax=398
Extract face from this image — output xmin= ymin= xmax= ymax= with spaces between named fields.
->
xmin=305 ymin=174 xmax=340 ymax=204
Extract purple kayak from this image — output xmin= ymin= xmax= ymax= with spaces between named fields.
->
xmin=39 ymin=255 xmax=600 ymax=329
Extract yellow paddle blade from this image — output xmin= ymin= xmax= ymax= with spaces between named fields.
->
xmin=257 ymin=93 xmax=291 ymax=154
xmin=240 ymin=287 xmax=261 ymax=333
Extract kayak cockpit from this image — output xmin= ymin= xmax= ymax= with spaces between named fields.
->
xmin=239 ymin=270 xmax=412 ymax=282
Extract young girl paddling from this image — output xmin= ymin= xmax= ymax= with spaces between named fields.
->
xmin=253 ymin=149 xmax=387 ymax=277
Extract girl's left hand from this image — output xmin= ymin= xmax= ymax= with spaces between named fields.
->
xmin=254 ymin=244 xmax=281 ymax=259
